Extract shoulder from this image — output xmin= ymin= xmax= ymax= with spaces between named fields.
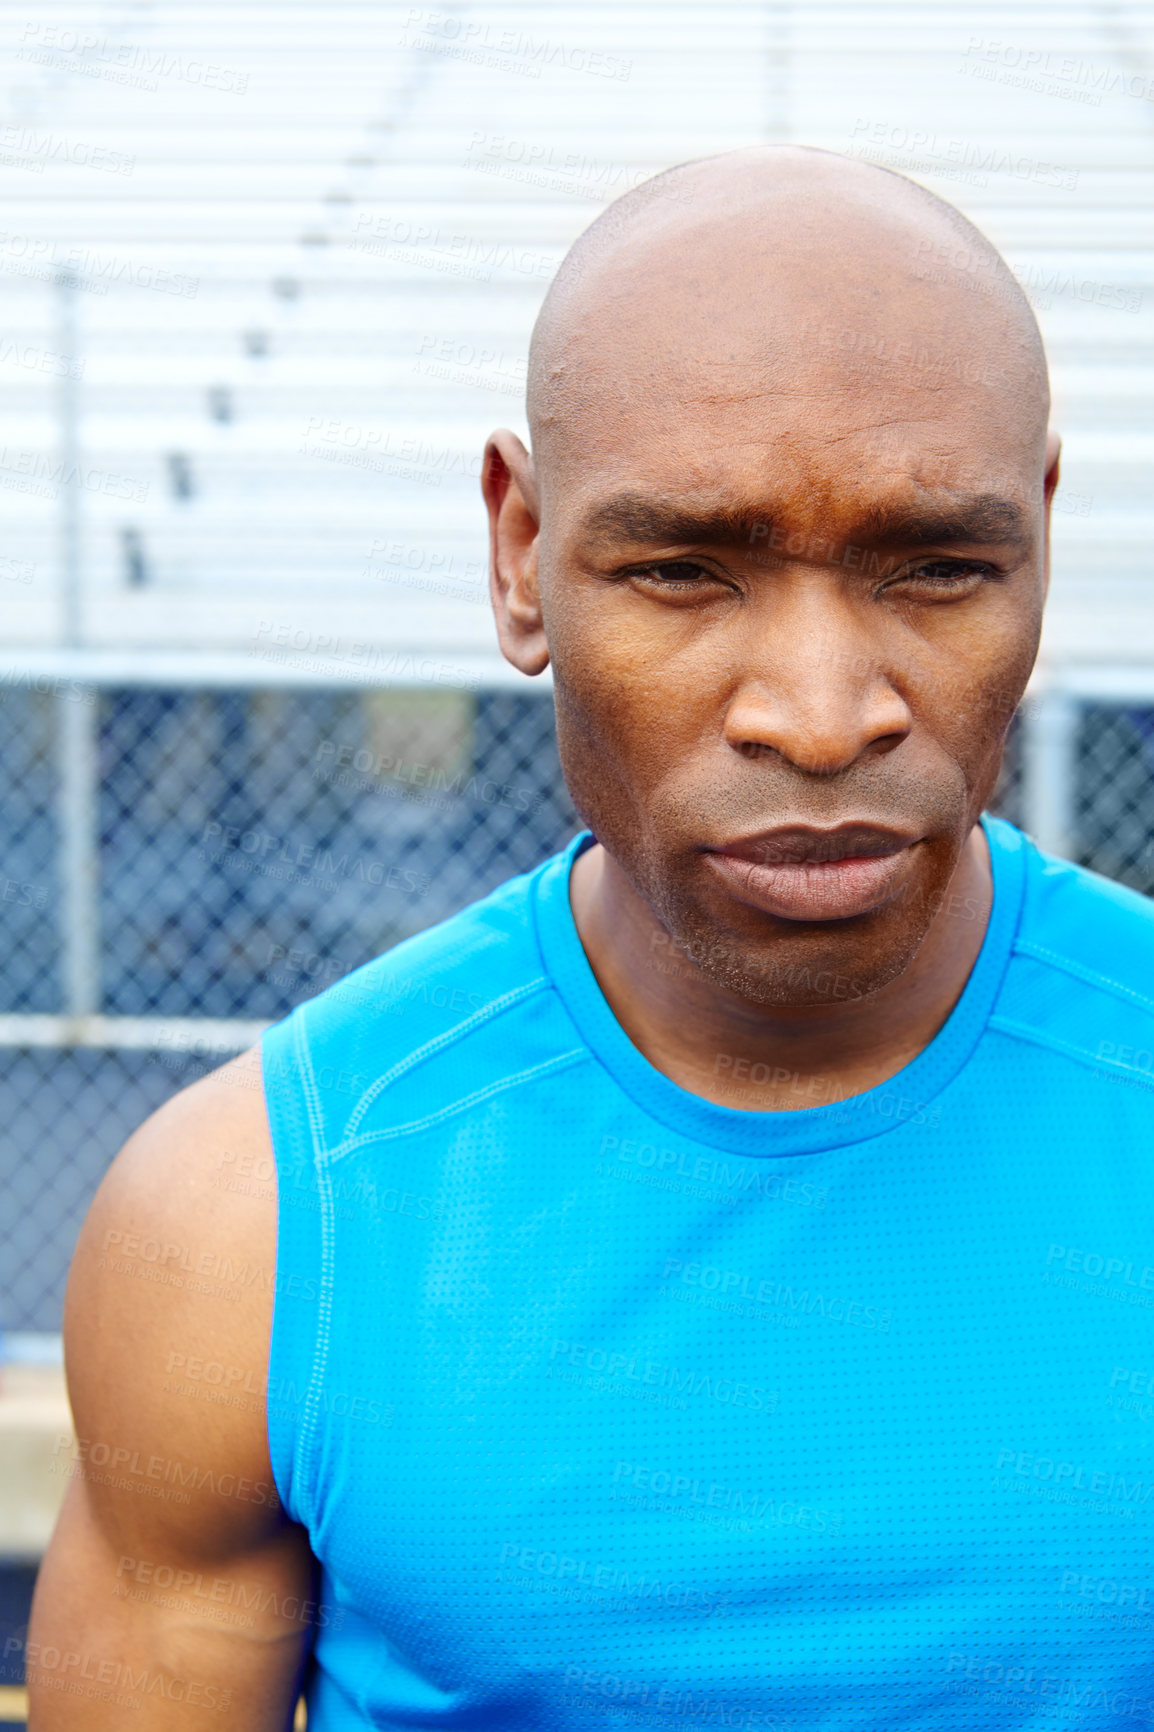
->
xmin=994 ymin=819 xmax=1154 ymax=1080
xmin=68 ymin=1049 xmax=277 ymax=1404
xmin=262 ymin=844 xmax=590 ymax=1154
xmin=64 ymin=1049 xmax=285 ymax=1546
xmin=1015 ymin=830 xmax=1154 ymax=1001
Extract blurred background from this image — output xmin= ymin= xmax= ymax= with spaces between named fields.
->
xmin=0 ymin=0 xmax=1152 ymax=1717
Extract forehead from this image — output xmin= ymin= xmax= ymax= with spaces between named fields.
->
xmin=542 ymin=363 xmax=1038 ymax=535
xmin=532 ymin=215 xmax=1046 ymax=521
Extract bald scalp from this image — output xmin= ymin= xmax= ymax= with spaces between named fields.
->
xmin=527 ymin=145 xmax=1049 ymax=485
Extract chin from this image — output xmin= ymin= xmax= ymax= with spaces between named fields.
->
xmin=659 ymin=898 xmax=937 ymax=1010
xmin=704 ymin=940 xmax=920 ymax=1009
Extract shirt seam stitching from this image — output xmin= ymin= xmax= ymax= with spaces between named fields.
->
xmin=342 ymin=975 xmax=552 ymax=1139
xmin=291 ymin=1010 xmax=336 ymax=1532
xmin=988 ymin=1012 xmax=1154 ymax=1091
xmin=1012 ymin=940 xmax=1154 ymax=1018
xmin=324 ymin=1047 xmax=592 ymax=1162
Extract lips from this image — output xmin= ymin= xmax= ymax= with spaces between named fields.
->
xmin=703 ymin=824 xmax=921 ymax=922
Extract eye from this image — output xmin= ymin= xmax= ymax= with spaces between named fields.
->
xmin=628 ymin=561 xmax=716 ymax=590
xmin=887 ymin=559 xmax=998 ymax=593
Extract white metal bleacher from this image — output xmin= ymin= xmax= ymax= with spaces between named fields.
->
xmin=0 ymin=0 xmax=1150 ymax=682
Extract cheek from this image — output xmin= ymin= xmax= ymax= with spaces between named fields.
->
xmin=548 ymin=597 xmax=716 ymax=769
xmin=910 ymin=587 xmax=1042 ymax=749
xmin=918 ymin=669 xmax=1034 ymax=813
xmin=553 ymin=662 xmax=674 ymax=796
xmin=551 ymin=653 xmax=722 ymax=844
xmin=561 ymin=661 xmax=725 ymax=811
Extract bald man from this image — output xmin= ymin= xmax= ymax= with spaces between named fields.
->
xmin=30 ymin=149 xmax=1154 ymax=1729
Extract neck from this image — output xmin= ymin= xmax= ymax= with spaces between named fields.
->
xmin=568 ymin=823 xmax=993 ymax=1111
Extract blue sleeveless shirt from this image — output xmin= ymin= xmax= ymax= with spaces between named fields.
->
xmin=263 ymin=816 xmax=1154 ymax=1729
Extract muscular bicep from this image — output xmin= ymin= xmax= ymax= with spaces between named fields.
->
xmin=28 ymin=1051 xmax=317 ymax=1730
xmin=29 ymin=1473 xmax=313 ymax=1727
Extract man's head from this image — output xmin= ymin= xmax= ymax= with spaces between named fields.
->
xmin=482 ymin=144 xmax=1060 ymax=1007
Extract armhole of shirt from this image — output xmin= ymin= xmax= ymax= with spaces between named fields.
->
xmin=262 ymin=1008 xmax=328 ymax=1532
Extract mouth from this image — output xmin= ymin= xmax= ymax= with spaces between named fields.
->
xmin=702 ymin=824 xmax=922 ymax=922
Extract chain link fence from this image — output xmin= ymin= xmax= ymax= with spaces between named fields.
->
xmin=0 ymin=683 xmax=1151 ymax=1332
xmin=2 ymin=681 xmax=579 ymax=1333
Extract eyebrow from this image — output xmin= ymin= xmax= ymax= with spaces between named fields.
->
xmin=578 ymin=490 xmax=1031 ymax=553
xmin=580 ymin=496 xmax=771 ymax=548
xmin=862 ymin=495 xmax=1031 ymax=549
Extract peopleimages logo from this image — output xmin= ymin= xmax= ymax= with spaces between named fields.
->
xmin=849 ymin=118 xmax=1079 ymax=188
xmin=598 ymin=1134 xmax=828 ymax=1206
xmin=548 ymin=1338 xmax=776 ymax=1413
xmin=114 ymin=1553 xmax=345 ymax=1630
xmin=663 ymin=1259 xmax=892 ymax=1332
xmin=498 ymin=1544 xmax=727 ymax=1613
xmin=1045 ymin=1243 xmax=1154 ymax=1287
xmin=945 ymin=1653 xmax=1153 ymax=1720
xmin=0 ymin=124 xmax=135 ymax=174
xmin=1060 ymin=1567 xmax=1153 ymax=1613
xmin=960 ymin=35 xmax=1154 ymax=104
xmin=18 ymin=23 xmax=249 ymax=93
xmin=313 ymin=740 xmax=539 ymax=815
xmin=200 ymin=819 xmax=429 ymax=894
xmin=0 ymin=446 xmax=146 ymax=499
xmin=12 ymin=1640 xmax=232 ymax=1714
xmin=995 ymin=1447 xmax=1154 ymax=1506
xmin=612 ymin=1460 xmax=843 ymax=1535
xmin=401 ymin=8 xmax=632 ymax=81
xmin=0 ymin=234 xmax=198 ymax=296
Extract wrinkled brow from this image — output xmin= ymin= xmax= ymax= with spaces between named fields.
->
xmin=862 ymin=495 xmax=1030 ymax=548
xmin=578 ymin=490 xmax=1032 ymax=551
xmin=578 ymin=495 xmax=772 ymax=548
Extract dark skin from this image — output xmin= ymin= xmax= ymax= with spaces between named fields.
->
xmin=483 ymin=148 xmax=1061 ymax=1111
xmin=28 ymin=150 xmax=1060 ymax=1728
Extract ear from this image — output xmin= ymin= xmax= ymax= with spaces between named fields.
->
xmin=482 ymin=430 xmax=549 ymax=677
xmin=1040 ymin=427 xmax=1061 ymax=600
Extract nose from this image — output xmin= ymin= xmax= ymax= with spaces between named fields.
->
xmin=722 ymin=588 xmax=913 ymax=776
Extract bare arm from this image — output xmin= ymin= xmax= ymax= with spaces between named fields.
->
xmin=28 ymin=1049 xmax=316 ymax=1730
